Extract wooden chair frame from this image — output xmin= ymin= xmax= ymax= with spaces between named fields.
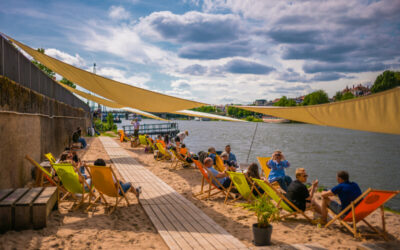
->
xmin=155 ymin=143 xmax=171 ymax=161
xmin=252 ymin=178 xmax=313 ymax=223
xmin=87 ymin=165 xmax=131 ymax=214
xmin=325 ymin=188 xmax=400 ymax=240
xmin=170 ymin=148 xmax=189 ymax=169
xmin=192 ymin=160 xmax=234 ymax=201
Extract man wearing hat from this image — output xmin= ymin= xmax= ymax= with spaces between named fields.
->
xmin=286 ymin=168 xmax=322 ymax=214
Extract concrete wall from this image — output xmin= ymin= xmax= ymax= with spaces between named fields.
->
xmin=0 ymin=76 xmax=90 ymax=189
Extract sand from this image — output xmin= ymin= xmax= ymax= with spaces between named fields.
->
xmin=1 ymin=135 xmax=399 ymax=249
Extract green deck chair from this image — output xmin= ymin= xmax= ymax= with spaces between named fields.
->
xmin=252 ymin=178 xmax=312 ymax=222
xmin=52 ymin=163 xmax=95 ymax=205
xmin=224 ymin=171 xmax=259 ymax=204
xmin=44 ymin=152 xmax=57 ymax=164
xmin=146 ymin=138 xmax=156 ymax=152
xmin=139 ymin=135 xmax=148 ymax=146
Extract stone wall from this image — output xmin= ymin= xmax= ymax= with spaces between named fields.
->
xmin=0 ymin=76 xmax=91 ymax=188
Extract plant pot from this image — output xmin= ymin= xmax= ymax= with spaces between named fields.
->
xmin=252 ymin=223 xmax=273 ymax=246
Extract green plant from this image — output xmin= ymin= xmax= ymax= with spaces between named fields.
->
xmin=240 ymin=196 xmax=279 ymax=228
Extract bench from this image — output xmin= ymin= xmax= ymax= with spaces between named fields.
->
xmin=0 ymin=187 xmax=58 ymax=232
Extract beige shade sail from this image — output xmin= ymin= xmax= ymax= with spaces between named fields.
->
xmin=173 ymin=110 xmax=245 ymax=122
xmin=236 ymin=87 xmax=400 ymax=135
xmin=7 ymin=35 xmax=206 ymax=112
xmin=59 ymin=83 xmax=167 ymax=121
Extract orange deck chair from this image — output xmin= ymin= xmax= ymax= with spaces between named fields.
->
xmin=325 ymin=188 xmax=399 ymax=240
xmin=170 ymin=148 xmax=189 ymax=169
xmin=192 ymin=159 xmax=234 ymax=200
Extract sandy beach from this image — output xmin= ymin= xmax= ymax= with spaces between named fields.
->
xmin=1 ymin=136 xmax=399 ymax=249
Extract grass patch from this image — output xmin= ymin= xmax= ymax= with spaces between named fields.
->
xmin=384 ymin=206 xmax=400 ymax=214
xmin=101 ymin=132 xmax=117 ymax=137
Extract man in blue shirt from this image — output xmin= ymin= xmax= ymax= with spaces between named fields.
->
xmin=208 ymin=147 xmax=217 ymax=165
xmin=224 ymin=145 xmax=237 ymax=165
xmin=204 ymin=157 xmax=232 ymax=189
xmin=320 ymin=171 xmax=362 ymax=224
xmin=267 ymin=151 xmax=292 ymax=191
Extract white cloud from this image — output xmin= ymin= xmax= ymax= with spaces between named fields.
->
xmin=45 ymin=48 xmax=85 ymax=67
xmin=108 ymin=6 xmax=131 ymax=20
xmin=96 ymin=66 xmax=151 ymax=89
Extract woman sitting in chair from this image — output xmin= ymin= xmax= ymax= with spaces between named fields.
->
xmin=267 ymin=150 xmax=292 ymax=192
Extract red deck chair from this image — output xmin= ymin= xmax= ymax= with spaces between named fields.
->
xmin=192 ymin=159 xmax=234 ymax=200
xmin=325 ymin=188 xmax=399 ymax=240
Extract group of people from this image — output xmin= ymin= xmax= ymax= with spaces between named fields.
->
xmin=202 ymin=148 xmax=362 ymax=225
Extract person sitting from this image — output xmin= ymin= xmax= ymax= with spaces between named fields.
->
xmin=173 ymin=136 xmax=181 ymax=148
xmin=286 ymin=168 xmax=322 ymax=214
xmin=208 ymin=147 xmax=217 ymax=164
xmin=220 ymin=152 xmax=237 ymax=171
xmin=204 ymin=157 xmax=235 ymax=191
xmin=267 ymin=150 xmax=292 ymax=192
xmin=72 ymin=127 xmax=87 ymax=149
xmin=164 ymin=134 xmax=172 ymax=149
xmin=60 ymin=152 xmax=92 ymax=191
xmin=245 ymin=163 xmax=264 ymax=196
xmin=94 ymin=158 xmax=141 ymax=197
xmin=224 ymin=145 xmax=237 ymax=165
xmin=177 ymin=130 xmax=189 ymax=143
xmin=320 ymin=171 xmax=362 ymax=224
xmin=156 ymin=135 xmax=166 ymax=148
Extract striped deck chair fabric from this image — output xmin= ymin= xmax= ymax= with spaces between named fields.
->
xmin=325 ymin=188 xmax=400 ymax=240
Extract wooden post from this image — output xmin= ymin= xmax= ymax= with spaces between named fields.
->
xmin=380 ymin=205 xmax=386 ymax=239
xmin=351 ymin=202 xmax=357 ymax=237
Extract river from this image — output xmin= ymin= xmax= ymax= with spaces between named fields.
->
xmin=118 ymin=119 xmax=400 ymax=210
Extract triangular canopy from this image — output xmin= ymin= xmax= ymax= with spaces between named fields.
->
xmin=6 ymin=35 xmax=206 ymax=112
xmin=236 ymin=87 xmax=400 ymax=135
xmin=58 ymin=83 xmax=167 ymax=121
xmin=173 ymin=110 xmax=245 ymax=122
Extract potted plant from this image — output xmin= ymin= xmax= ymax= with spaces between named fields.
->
xmin=241 ymin=196 xmax=279 ymax=246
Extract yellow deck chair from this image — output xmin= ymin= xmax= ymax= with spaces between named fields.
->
xmin=147 ymin=138 xmax=156 ymax=152
xmin=225 ymin=171 xmax=260 ymax=204
xmin=155 ymin=143 xmax=171 ymax=161
xmin=88 ymin=165 xmax=133 ymax=214
xmin=257 ymin=157 xmax=272 ymax=178
xmin=25 ymin=155 xmax=67 ymax=193
xmin=325 ymin=189 xmax=399 ymax=240
xmin=170 ymin=148 xmax=188 ymax=169
xmin=44 ymin=153 xmax=57 ymax=164
xmin=52 ymin=163 xmax=95 ymax=205
xmin=215 ymin=155 xmax=226 ymax=172
xmin=252 ymin=178 xmax=313 ymax=223
xmin=139 ymin=135 xmax=148 ymax=146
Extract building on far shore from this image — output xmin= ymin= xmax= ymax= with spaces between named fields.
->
xmin=253 ymin=99 xmax=267 ymax=106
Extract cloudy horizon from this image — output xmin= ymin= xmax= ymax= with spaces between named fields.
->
xmin=1 ymin=0 xmax=399 ymax=104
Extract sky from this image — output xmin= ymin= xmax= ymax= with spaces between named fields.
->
xmin=1 ymin=0 xmax=399 ymax=105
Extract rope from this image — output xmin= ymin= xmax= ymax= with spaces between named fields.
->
xmin=246 ymin=122 xmax=259 ymax=163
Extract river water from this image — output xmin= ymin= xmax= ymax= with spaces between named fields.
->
xmin=118 ymin=119 xmax=400 ymax=210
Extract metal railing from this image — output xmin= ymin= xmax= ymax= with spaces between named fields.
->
xmin=0 ymin=35 xmax=89 ymax=112
xmin=123 ymin=122 xmax=179 ymax=137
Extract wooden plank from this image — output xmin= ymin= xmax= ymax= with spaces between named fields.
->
xmin=0 ymin=189 xmax=14 ymax=201
xmin=32 ymin=187 xmax=58 ymax=229
xmin=14 ymin=187 xmax=43 ymax=230
xmin=0 ymin=188 xmax=29 ymax=232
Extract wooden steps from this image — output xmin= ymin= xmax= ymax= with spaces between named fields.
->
xmin=100 ymin=137 xmax=248 ymax=250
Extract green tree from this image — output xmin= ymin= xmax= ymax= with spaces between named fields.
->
xmin=31 ymin=48 xmax=55 ymax=78
xmin=333 ymin=91 xmax=343 ymax=101
xmin=60 ymin=77 xmax=76 ymax=88
xmin=273 ymin=96 xmax=297 ymax=106
xmin=303 ymin=90 xmax=329 ymax=106
xmin=371 ymin=70 xmax=400 ymax=93
xmin=341 ymin=92 xmax=355 ymax=100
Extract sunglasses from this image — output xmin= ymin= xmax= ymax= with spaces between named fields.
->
xmin=302 ymin=174 xmax=308 ymax=177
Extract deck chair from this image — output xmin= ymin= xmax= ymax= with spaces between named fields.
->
xmin=118 ymin=129 xmax=128 ymax=142
xmin=215 ymin=155 xmax=226 ymax=172
xmin=52 ymin=163 xmax=95 ymax=206
xmin=257 ymin=157 xmax=271 ymax=178
xmin=87 ymin=165 xmax=132 ymax=214
xmin=139 ymin=135 xmax=148 ymax=146
xmin=192 ymin=159 xmax=234 ymax=201
xmin=170 ymin=148 xmax=189 ymax=169
xmin=147 ymin=138 xmax=156 ymax=152
xmin=325 ymin=188 xmax=399 ymax=240
xmin=155 ymin=142 xmax=171 ymax=161
xmin=224 ymin=171 xmax=259 ymax=204
xmin=252 ymin=178 xmax=313 ymax=222
xmin=44 ymin=152 xmax=57 ymax=164
xmin=25 ymin=155 xmax=67 ymax=193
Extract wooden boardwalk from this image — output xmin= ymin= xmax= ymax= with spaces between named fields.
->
xmin=100 ymin=137 xmax=247 ymax=250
